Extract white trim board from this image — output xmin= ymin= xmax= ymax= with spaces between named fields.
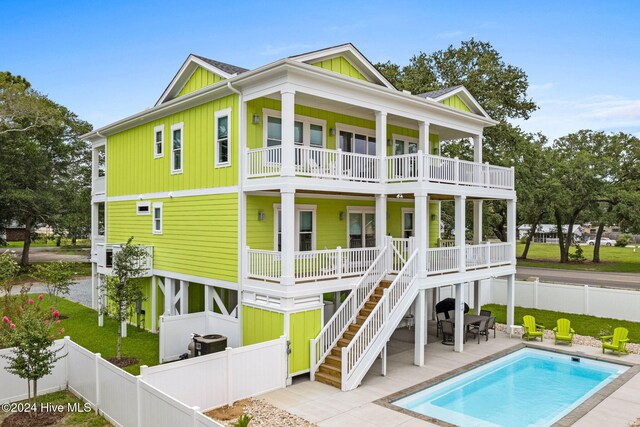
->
xmin=152 ymin=269 xmax=239 ymax=291
xmin=107 ymin=185 xmax=239 ymax=202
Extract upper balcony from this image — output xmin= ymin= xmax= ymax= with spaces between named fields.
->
xmin=95 ymin=243 xmax=154 ymax=276
xmin=245 ymin=146 xmax=514 ymax=191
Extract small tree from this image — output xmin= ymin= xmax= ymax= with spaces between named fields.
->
xmin=0 ymin=251 xmax=20 ymax=295
xmin=100 ymin=237 xmax=147 ymax=358
xmin=1 ymin=295 xmax=66 ymax=411
xmin=33 ymin=261 xmax=75 ymax=301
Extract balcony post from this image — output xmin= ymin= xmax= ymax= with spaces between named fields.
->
xmin=336 ymin=246 xmax=343 ymax=279
xmin=454 ymin=157 xmax=460 ymax=184
xmin=455 ymin=195 xmax=466 ymax=272
xmin=454 ymin=282 xmax=465 ymax=353
xmin=375 ymin=194 xmax=387 ymax=249
xmin=415 ymin=192 xmax=428 ymax=277
xmin=281 ymin=188 xmax=296 ymax=285
xmin=280 ymin=89 xmax=296 ymax=177
xmin=419 ymin=121 xmax=429 ymax=153
xmin=337 ymin=149 xmax=343 ymax=180
xmin=507 ymin=198 xmax=517 ymax=264
xmin=375 ymin=111 xmax=387 ymax=182
xmin=417 ymin=150 xmax=425 ymax=182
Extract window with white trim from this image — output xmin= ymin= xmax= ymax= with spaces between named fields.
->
xmin=274 ymin=204 xmax=316 ymax=252
xmin=154 ymin=125 xmax=164 ymax=158
xmin=152 ymin=203 xmax=163 ymax=234
xmin=137 ymin=202 xmax=150 ymax=216
xmin=263 ymin=109 xmax=326 ymax=148
xmin=402 ymin=208 xmax=414 ymax=238
xmin=215 ymin=109 xmax=231 ymax=167
xmin=170 ymin=123 xmax=183 ymax=173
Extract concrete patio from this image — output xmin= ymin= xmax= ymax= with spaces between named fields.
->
xmin=261 ymin=322 xmax=640 ymax=426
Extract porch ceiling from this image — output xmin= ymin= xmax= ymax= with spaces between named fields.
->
xmin=247 ymin=189 xmax=492 ymax=201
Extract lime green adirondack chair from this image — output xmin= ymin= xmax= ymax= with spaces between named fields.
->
xmin=522 ymin=315 xmax=545 ymax=341
xmin=601 ymin=327 xmax=630 ymax=357
xmin=553 ymin=318 xmax=575 ymax=346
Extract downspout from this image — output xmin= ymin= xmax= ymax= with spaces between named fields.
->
xmin=227 ymin=81 xmax=248 ymax=350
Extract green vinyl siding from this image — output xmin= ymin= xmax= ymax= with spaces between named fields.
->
xmin=187 ymin=283 xmax=205 ymax=313
xmin=107 ymin=194 xmax=238 ymax=282
xmin=242 ymin=305 xmax=284 ymax=345
xmin=107 ymin=94 xmax=238 ymax=196
xmin=429 ymin=202 xmax=440 ymax=247
xmin=289 ymin=309 xmax=321 ymax=373
xmin=440 ymin=95 xmax=471 ymax=113
xmin=177 ymin=67 xmax=224 ymax=97
xmin=312 ymin=57 xmax=367 ymax=81
xmin=246 ymin=97 xmax=439 ymax=152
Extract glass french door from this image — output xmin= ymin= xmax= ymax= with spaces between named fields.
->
xmin=340 ymin=131 xmax=376 ymax=179
xmin=348 ymin=211 xmax=376 ymax=248
xmin=394 ymin=138 xmax=419 ymax=177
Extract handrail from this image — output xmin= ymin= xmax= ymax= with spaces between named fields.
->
xmin=341 ymin=250 xmax=418 ymax=385
xmin=309 ymin=246 xmax=388 ymax=380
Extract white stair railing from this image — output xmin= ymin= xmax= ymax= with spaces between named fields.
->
xmin=309 ymin=246 xmax=388 ymax=380
xmin=389 ymin=237 xmax=413 ymax=273
xmin=341 ymin=250 xmax=418 ymax=390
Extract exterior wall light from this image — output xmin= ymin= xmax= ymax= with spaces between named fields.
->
xmin=258 ymin=210 xmax=266 ymax=221
xmin=339 ymin=211 xmax=344 ymax=221
xmin=252 ymin=114 xmax=261 ymax=124
xmin=329 ymin=128 xmax=336 ymax=136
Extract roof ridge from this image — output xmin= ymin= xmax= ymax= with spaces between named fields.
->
xmin=192 ymin=54 xmax=249 ymax=75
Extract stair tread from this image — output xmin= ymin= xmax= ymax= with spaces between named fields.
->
xmin=316 ymin=372 xmax=341 ymax=388
xmin=319 ymin=363 xmax=341 ymax=374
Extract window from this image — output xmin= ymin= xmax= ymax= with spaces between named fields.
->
xmin=263 ymin=109 xmax=326 ymax=148
xmin=274 ymin=204 xmax=316 ymax=251
xmin=154 ymin=125 xmax=164 ymax=158
xmin=402 ymin=209 xmax=414 ymax=238
xmin=152 ymin=203 xmax=163 ymax=234
xmin=137 ymin=202 xmax=150 ymax=216
xmin=170 ymin=123 xmax=183 ymax=173
xmin=215 ymin=109 xmax=231 ymax=167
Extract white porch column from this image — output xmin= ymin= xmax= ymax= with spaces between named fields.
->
xmin=281 ymin=188 xmax=296 ymax=286
xmin=506 ymin=274 xmax=515 ymax=330
xmin=454 ymin=195 xmax=466 ymax=272
xmin=164 ymin=278 xmax=173 ymax=316
xmin=204 ymin=285 xmax=212 ymax=312
xmin=419 ymin=121 xmax=430 ymax=153
xmin=414 ymin=289 xmax=426 ymax=366
xmin=375 ymin=111 xmax=387 ymax=181
xmin=151 ymin=275 xmax=157 ymax=333
xmin=180 ymin=280 xmax=189 ymax=315
xmin=454 ymin=282 xmax=465 ymax=352
xmin=91 ymin=263 xmax=98 ymax=310
xmin=281 ymin=89 xmax=296 ymax=177
xmin=472 ymin=135 xmax=483 ymax=164
xmin=415 ymin=193 xmax=428 ymax=275
xmin=507 ymin=198 xmax=517 ymax=264
xmin=375 ymin=194 xmax=387 ymax=248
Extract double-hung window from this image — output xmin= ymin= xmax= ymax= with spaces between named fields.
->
xmin=152 ymin=202 xmax=163 ymax=234
xmin=154 ymin=125 xmax=164 ymax=158
xmin=274 ymin=205 xmax=316 ymax=252
xmin=170 ymin=123 xmax=183 ymax=173
xmin=402 ymin=209 xmax=414 ymax=238
xmin=215 ymin=108 xmax=231 ymax=167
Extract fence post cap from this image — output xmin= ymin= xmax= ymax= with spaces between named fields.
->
xmin=95 ymin=353 xmax=101 ymax=358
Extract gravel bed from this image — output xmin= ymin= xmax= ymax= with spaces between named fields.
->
xmin=496 ymin=323 xmax=640 ymax=354
xmin=206 ymin=398 xmax=316 ymax=427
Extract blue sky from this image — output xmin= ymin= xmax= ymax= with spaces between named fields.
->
xmin=2 ymin=0 xmax=639 ymax=140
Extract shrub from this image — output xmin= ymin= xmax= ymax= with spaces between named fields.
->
xmin=568 ymin=244 xmax=585 ymax=263
xmin=616 ymin=234 xmax=632 ymax=247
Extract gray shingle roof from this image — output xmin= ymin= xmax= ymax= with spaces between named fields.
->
xmin=416 ymin=85 xmax=463 ymax=99
xmin=193 ymin=55 xmax=249 ymax=75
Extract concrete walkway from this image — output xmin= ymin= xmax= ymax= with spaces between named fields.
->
xmin=262 ymin=324 xmax=640 ymax=426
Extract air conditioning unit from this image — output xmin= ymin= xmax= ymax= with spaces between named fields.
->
xmin=193 ymin=334 xmax=227 ymax=357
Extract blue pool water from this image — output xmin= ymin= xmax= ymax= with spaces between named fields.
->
xmin=394 ymin=348 xmax=627 ymax=427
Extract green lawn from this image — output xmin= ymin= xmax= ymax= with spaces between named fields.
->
xmin=4 ymin=239 xmax=91 ymax=248
xmin=517 ymin=242 xmax=640 ymax=273
xmin=483 ymin=303 xmax=640 ymax=344
xmin=25 ymin=295 xmax=159 ymax=375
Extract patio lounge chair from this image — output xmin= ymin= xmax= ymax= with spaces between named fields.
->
xmin=601 ymin=327 xmax=630 ymax=357
xmin=553 ymin=318 xmax=575 ymax=346
xmin=480 ymin=309 xmax=492 ymax=317
xmin=522 ymin=315 xmax=545 ymax=341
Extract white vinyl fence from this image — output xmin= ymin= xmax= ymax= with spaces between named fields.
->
xmin=483 ymin=278 xmax=640 ymax=322
xmin=142 ymin=336 xmax=288 ymax=411
xmin=1 ymin=336 xmax=288 ymax=427
xmin=159 ymin=312 xmax=240 ymax=363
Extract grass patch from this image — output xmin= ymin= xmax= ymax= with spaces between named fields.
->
xmin=483 ymin=303 xmax=640 ymax=343
xmin=0 ymin=390 xmax=109 ymax=427
xmin=3 ymin=239 xmax=91 ymax=248
xmin=517 ymin=242 xmax=640 ymax=273
xmin=2 ymin=295 xmax=159 ymax=375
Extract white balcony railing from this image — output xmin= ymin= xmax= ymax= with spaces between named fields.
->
xmin=426 ymin=247 xmax=460 ymax=274
xmin=465 ymin=242 xmax=514 ymax=269
xmin=93 ymin=176 xmax=105 ymax=194
xmin=246 ymin=146 xmax=514 ymax=190
xmin=247 ymin=246 xmax=380 ymax=283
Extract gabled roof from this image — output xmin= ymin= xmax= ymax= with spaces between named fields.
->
xmin=417 ymin=85 xmax=490 ymax=119
xmin=289 ymin=43 xmax=396 ymax=89
xmin=156 ymin=54 xmax=248 ymax=106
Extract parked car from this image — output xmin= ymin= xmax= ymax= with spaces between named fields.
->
xmin=587 ymin=238 xmax=616 ymax=246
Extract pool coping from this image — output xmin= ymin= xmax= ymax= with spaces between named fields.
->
xmin=374 ymin=343 xmax=640 ymax=427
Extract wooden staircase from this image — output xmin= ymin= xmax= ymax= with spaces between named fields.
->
xmin=315 ymin=280 xmax=392 ymax=388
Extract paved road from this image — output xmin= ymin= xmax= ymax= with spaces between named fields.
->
xmin=1 ymin=246 xmax=90 ymax=262
xmin=517 ymin=266 xmax=640 ymax=290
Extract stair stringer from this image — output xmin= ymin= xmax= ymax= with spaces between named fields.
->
xmin=341 ymin=279 xmax=419 ymax=391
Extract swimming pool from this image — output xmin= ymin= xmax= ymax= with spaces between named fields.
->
xmin=393 ymin=348 xmax=628 ymax=427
